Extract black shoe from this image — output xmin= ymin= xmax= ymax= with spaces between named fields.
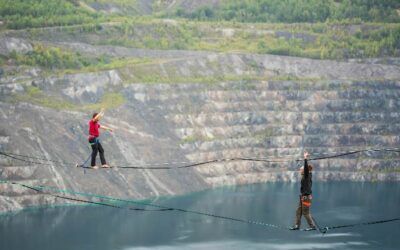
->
xmin=304 ymin=227 xmax=316 ymax=231
xmin=289 ymin=225 xmax=300 ymax=230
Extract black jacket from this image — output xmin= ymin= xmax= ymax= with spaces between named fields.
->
xmin=300 ymin=159 xmax=312 ymax=195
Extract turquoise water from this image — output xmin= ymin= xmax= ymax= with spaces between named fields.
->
xmin=1 ymin=182 xmax=399 ymax=250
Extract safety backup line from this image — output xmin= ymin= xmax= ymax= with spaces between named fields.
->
xmin=1 ymin=180 xmax=399 ymax=234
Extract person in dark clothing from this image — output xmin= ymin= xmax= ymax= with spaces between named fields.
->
xmin=290 ymin=151 xmax=316 ymax=231
xmin=88 ymin=108 xmax=113 ymax=169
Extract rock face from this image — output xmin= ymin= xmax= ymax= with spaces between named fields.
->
xmin=0 ymin=37 xmax=33 ymax=56
xmin=33 ymin=69 xmax=123 ymax=103
xmin=1 ymin=47 xmax=400 ymax=213
xmin=126 ymin=80 xmax=400 ymax=187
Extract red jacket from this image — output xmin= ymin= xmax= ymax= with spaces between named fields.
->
xmin=88 ymin=119 xmax=100 ymax=139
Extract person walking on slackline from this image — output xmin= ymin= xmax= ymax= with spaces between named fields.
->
xmin=290 ymin=151 xmax=316 ymax=231
xmin=88 ymin=108 xmax=113 ymax=169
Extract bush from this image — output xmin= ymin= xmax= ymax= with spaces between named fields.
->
xmin=10 ymin=45 xmax=110 ymax=70
xmin=0 ymin=0 xmax=103 ymax=29
xmin=168 ymin=0 xmax=400 ymax=23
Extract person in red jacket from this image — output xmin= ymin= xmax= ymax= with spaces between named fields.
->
xmin=290 ymin=151 xmax=316 ymax=231
xmin=88 ymin=108 xmax=113 ymax=169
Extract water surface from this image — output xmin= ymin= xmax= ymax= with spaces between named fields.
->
xmin=1 ymin=182 xmax=399 ymax=250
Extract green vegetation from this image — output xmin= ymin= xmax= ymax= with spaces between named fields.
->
xmin=256 ymin=24 xmax=400 ymax=59
xmin=97 ymin=21 xmax=198 ymax=50
xmin=9 ymin=45 xmax=110 ymax=69
xmin=4 ymin=19 xmax=400 ymax=67
xmin=14 ymin=86 xmax=126 ymax=111
xmin=0 ymin=55 xmax=6 ymax=65
xmin=180 ymin=135 xmax=201 ymax=144
xmin=179 ymin=134 xmax=216 ymax=145
xmin=6 ymin=44 xmax=156 ymax=74
xmin=124 ymin=72 xmax=318 ymax=85
xmin=172 ymin=0 xmax=400 ymax=23
xmin=254 ymin=127 xmax=276 ymax=141
xmin=1 ymin=1 xmax=399 ymax=67
xmin=15 ymin=86 xmax=77 ymax=110
xmin=0 ymin=0 xmax=104 ymax=29
xmin=63 ymin=57 xmax=155 ymax=74
xmin=91 ymin=21 xmax=400 ymax=59
xmin=85 ymin=92 xmax=126 ymax=111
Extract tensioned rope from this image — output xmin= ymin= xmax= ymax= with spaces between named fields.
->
xmin=322 ymin=218 xmax=400 ymax=232
xmin=0 ymin=151 xmax=294 ymax=169
xmin=1 ymin=147 xmax=400 ymax=170
xmin=115 ymin=148 xmax=400 ymax=169
xmin=0 ymin=179 xmax=287 ymax=230
xmin=1 ymin=180 xmax=399 ymax=233
xmin=1 ymin=148 xmax=400 ymax=232
xmin=17 ymin=182 xmax=173 ymax=212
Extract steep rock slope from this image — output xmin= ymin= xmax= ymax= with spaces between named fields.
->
xmin=1 ymin=52 xmax=400 ymax=213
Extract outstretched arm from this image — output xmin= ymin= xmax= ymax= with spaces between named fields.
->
xmin=100 ymin=125 xmax=113 ymax=132
xmin=304 ymin=151 xmax=309 ymax=178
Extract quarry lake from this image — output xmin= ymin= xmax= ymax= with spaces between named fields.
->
xmin=1 ymin=182 xmax=399 ymax=250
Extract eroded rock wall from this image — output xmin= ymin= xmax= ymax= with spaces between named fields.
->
xmin=1 ymin=50 xmax=400 ymax=213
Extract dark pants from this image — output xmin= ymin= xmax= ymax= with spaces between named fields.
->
xmin=295 ymin=195 xmax=315 ymax=227
xmin=90 ymin=138 xmax=106 ymax=167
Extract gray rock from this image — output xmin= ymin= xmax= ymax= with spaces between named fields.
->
xmin=0 ymin=37 xmax=33 ymax=56
xmin=0 ymin=83 xmax=24 ymax=95
xmin=1 ymin=47 xmax=400 ymax=213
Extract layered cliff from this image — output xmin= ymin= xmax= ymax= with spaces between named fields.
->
xmin=1 ymin=18 xmax=400 ymax=213
xmin=1 ymin=46 xmax=400 ymax=213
